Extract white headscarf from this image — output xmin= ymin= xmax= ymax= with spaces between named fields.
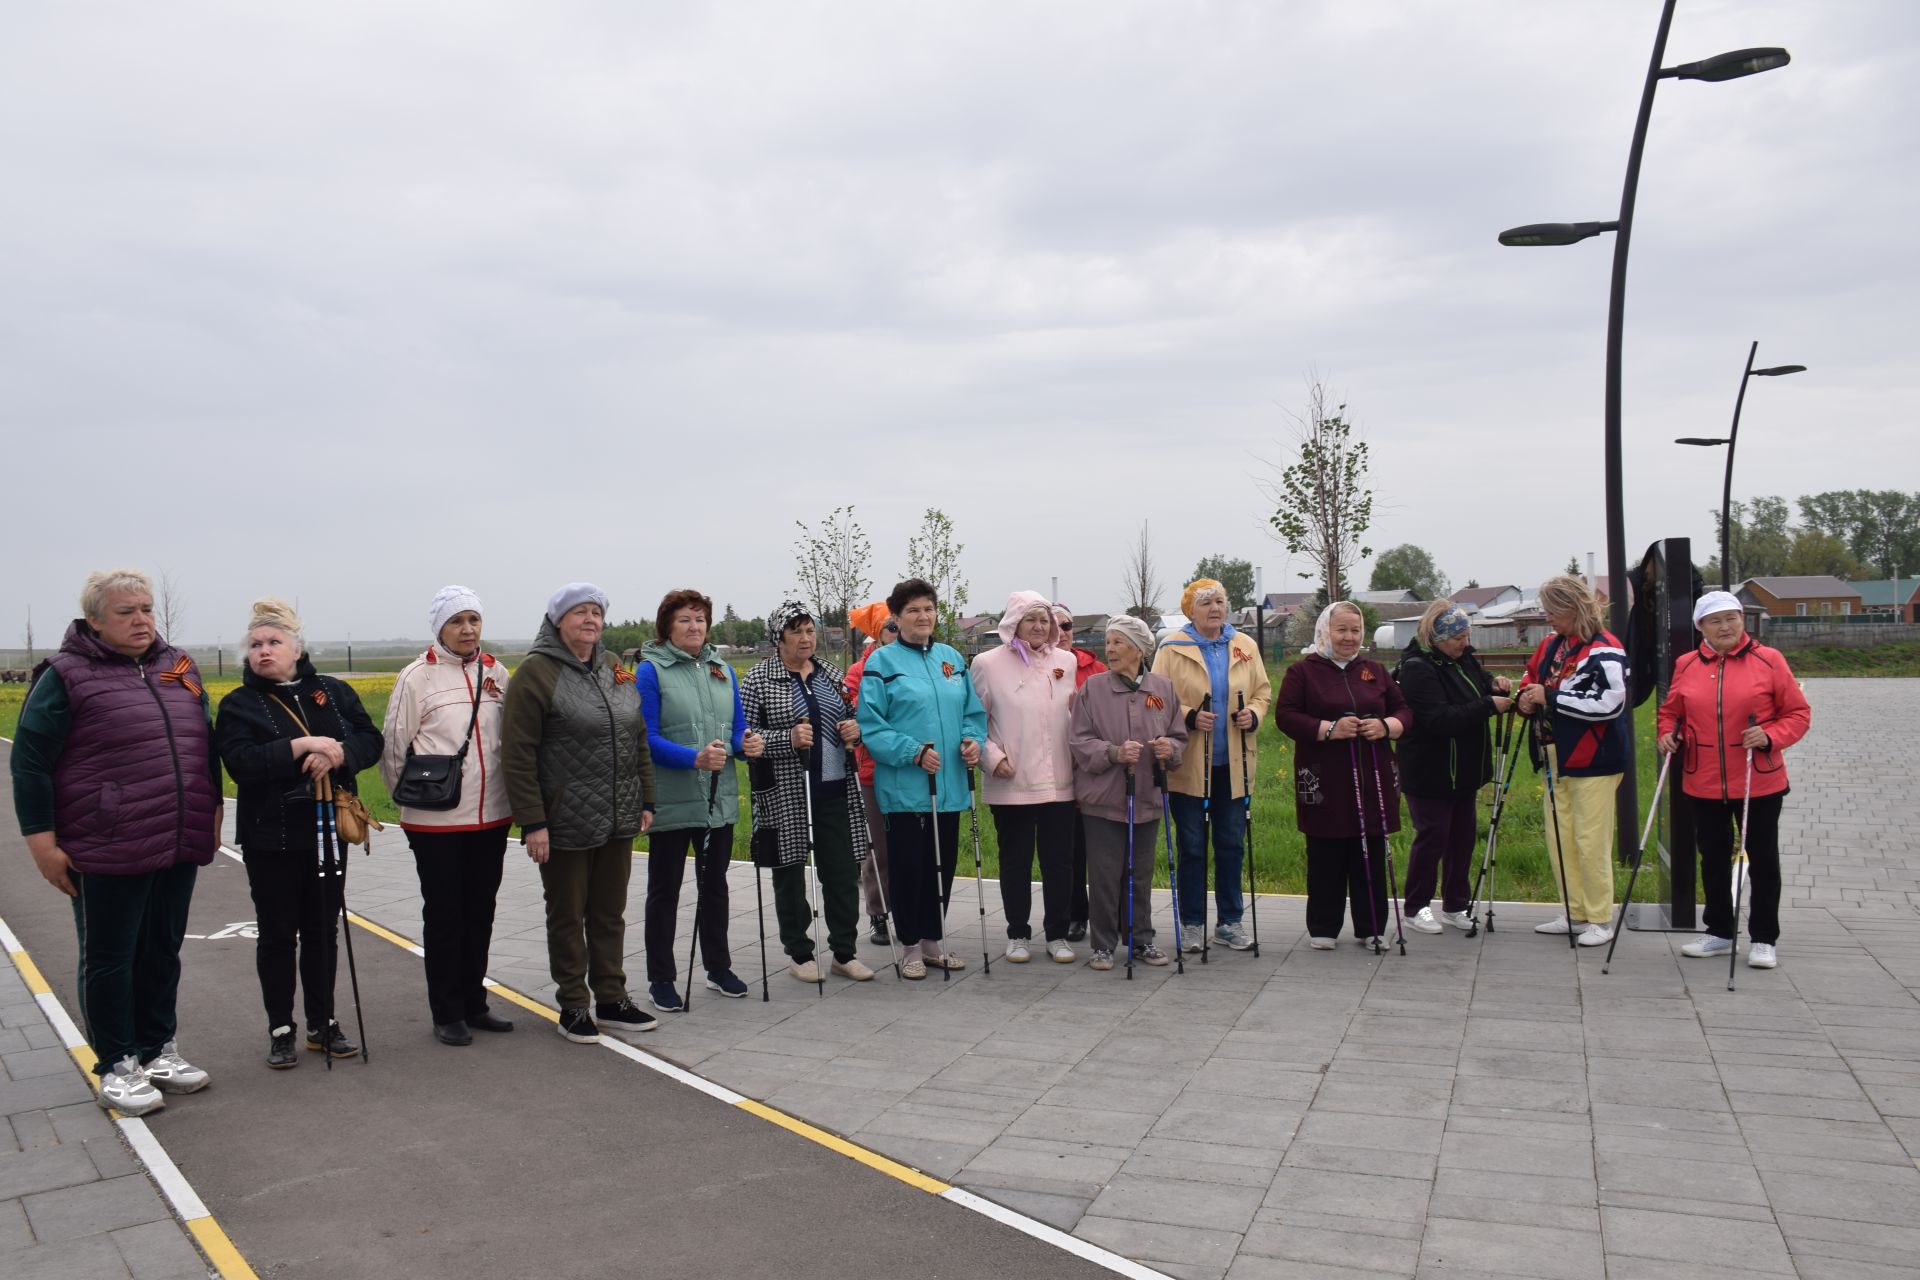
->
xmin=1302 ymin=600 xmax=1362 ymax=667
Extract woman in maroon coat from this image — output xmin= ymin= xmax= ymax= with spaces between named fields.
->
xmin=1272 ymin=601 xmax=1411 ymax=948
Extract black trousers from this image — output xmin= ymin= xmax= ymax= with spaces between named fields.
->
xmin=1693 ymin=791 xmax=1785 ymax=945
xmin=407 ymin=825 xmax=508 ymax=1024
xmin=991 ymin=800 xmax=1076 ymax=941
xmin=243 ymin=846 xmax=340 ymax=1032
xmin=1305 ymin=835 xmax=1390 ymax=941
xmin=884 ymin=810 xmax=959 ymax=948
xmin=70 ymin=862 xmax=197 ymax=1074
xmin=1070 ymin=810 xmax=1090 ymax=923
xmin=644 ymin=825 xmax=735 ymax=983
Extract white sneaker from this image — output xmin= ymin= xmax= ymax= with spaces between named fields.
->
xmin=1357 ymin=935 xmax=1384 ymax=949
xmin=1680 ymin=934 xmax=1734 ymax=958
xmin=1439 ymin=909 xmax=1474 ymax=931
xmin=98 ymin=1056 xmax=164 ymax=1116
xmin=1308 ymin=937 xmax=1337 ymax=951
xmin=1534 ymin=916 xmax=1573 ymax=935
xmin=1005 ymin=938 xmax=1032 ymax=964
xmin=1747 ymin=943 xmax=1777 ymax=969
xmin=1049 ymin=939 xmax=1076 ymax=964
xmin=142 ymin=1040 xmax=210 ymax=1094
xmin=1406 ymin=907 xmax=1443 ymax=935
xmin=1577 ymin=923 xmax=1613 ymax=947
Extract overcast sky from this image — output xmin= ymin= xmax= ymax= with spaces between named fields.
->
xmin=5 ymin=1 xmax=1915 ymax=648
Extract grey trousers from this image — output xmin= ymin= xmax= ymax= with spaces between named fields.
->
xmin=1085 ymin=815 xmax=1158 ymax=955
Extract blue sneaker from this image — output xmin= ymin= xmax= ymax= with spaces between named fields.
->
xmin=647 ymin=981 xmax=684 ymax=1012
xmin=704 ymin=970 xmax=749 ymax=999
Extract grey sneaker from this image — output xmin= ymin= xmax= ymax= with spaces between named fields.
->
xmin=1438 ymin=909 xmax=1474 ymax=931
xmin=98 ymin=1056 xmax=164 ymax=1116
xmin=1680 ymin=934 xmax=1734 ymax=958
xmin=1088 ymin=950 xmax=1115 ymax=971
xmin=142 ymin=1040 xmax=210 ymax=1094
xmin=1216 ymin=921 xmax=1254 ymax=951
xmin=1405 ymin=907 xmax=1443 ymax=935
xmin=1179 ymin=928 xmax=1205 ymax=954
xmin=1005 ymin=937 xmax=1032 ymax=963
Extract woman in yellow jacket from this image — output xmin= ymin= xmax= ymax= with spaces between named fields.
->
xmin=1150 ymin=579 xmax=1272 ymax=952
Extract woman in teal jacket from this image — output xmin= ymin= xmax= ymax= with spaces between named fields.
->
xmin=855 ymin=577 xmax=987 ymax=980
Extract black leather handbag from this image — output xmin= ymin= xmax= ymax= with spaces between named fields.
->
xmin=392 ymin=665 xmax=485 ymax=811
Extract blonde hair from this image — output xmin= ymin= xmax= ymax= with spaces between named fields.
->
xmin=1415 ymin=598 xmax=1454 ymax=648
xmin=246 ymin=597 xmax=305 ymax=652
xmin=80 ymin=569 xmax=153 ymax=621
xmin=1538 ymin=575 xmax=1604 ymax=637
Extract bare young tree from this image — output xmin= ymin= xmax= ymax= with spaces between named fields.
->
xmin=156 ymin=569 xmax=186 ymax=644
xmin=1121 ymin=521 xmax=1164 ymax=623
xmin=23 ymin=606 xmax=34 ymax=666
xmin=903 ymin=508 xmax=970 ymax=643
xmin=1262 ymin=377 xmax=1373 ymax=601
xmin=789 ymin=505 xmax=873 ymax=662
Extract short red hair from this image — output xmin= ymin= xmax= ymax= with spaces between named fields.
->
xmin=655 ymin=589 xmax=714 ymax=643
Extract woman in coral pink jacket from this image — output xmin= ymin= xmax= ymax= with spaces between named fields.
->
xmin=971 ymin=589 xmax=1078 ymax=963
xmin=1656 ymin=592 xmax=1811 ymax=971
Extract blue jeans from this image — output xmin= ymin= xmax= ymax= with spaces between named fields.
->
xmin=1169 ymin=764 xmax=1246 ymax=928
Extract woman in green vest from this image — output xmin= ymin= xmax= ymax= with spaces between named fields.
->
xmin=636 ymin=589 xmax=763 ymax=1011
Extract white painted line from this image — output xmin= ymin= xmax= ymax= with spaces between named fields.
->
xmin=941 ymin=1188 xmax=1174 ymax=1279
xmin=36 ymin=991 xmax=89 ymax=1049
xmin=0 ymin=918 xmax=20 ymax=953
xmin=119 ymin=1116 xmax=211 ymax=1219
xmin=593 ymin=1033 xmax=748 ymax=1105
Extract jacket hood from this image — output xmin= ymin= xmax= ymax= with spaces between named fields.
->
xmin=996 ymin=590 xmax=1062 ymax=649
xmin=531 ymin=615 xmax=601 ymax=671
xmin=58 ymin=618 xmax=149 ymax=665
xmin=640 ymin=637 xmax=716 ymax=668
xmin=241 ymin=649 xmax=318 ymax=689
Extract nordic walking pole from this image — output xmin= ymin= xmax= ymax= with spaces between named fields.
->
xmin=1238 ymin=692 xmax=1259 ymax=957
xmin=1367 ymin=730 xmax=1407 ymax=955
xmin=967 ymin=766 xmax=991 ymax=975
xmin=1155 ymin=760 xmax=1184 ymax=975
xmin=1125 ymin=764 xmax=1136 ymax=979
xmin=1348 ymin=738 xmax=1384 ymax=954
xmin=1197 ymin=692 xmax=1213 ymax=964
xmin=319 ymin=778 xmax=367 ymax=1065
xmin=854 ymin=776 xmax=903 ymax=980
xmin=1604 ymin=743 xmax=1674 ymax=974
xmin=1541 ymin=734 xmax=1578 ymax=951
xmin=801 ymin=734 xmax=825 ymax=997
xmin=1468 ymin=710 xmax=1522 ymax=938
xmin=1730 ymin=715 xmax=1756 ymax=993
xmin=926 ymin=749 xmax=948 ymax=982
xmin=682 ymin=763 xmax=722 ymax=1010
xmin=312 ymin=781 xmax=336 ymax=1073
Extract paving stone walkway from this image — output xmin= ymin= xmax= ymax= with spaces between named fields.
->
xmin=0 ymin=949 xmax=212 ymax=1278
xmin=335 ymin=677 xmax=1920 ymax=1279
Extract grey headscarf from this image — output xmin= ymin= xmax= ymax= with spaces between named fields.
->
xmin=1104 ymin=615 xmax=1155 ymax=660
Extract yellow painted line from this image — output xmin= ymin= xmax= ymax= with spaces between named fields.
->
xmin=12 ymin=945 xmax=52 ymax=995
xmin=188 ymin=1217 xmax=259 ymax=1279
xmin=342 ymin=911 xmax=424 ymax=952
xmin=736 ymin=1100 xmax=951 ymax=1194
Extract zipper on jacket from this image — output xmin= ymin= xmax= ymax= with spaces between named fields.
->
xmin=1714 ymin=650 xmax=1728 ymax=803
xmin=466 ymin=661 xmax=487 ymax=826
xmin=138 ymin=659 xmax=189 ymax=858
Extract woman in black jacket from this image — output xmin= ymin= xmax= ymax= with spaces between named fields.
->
xmin=214 ymin=598 xmax=382 ymax=1068
xmin=1394 ymin=601 xmax=1511 ymax=933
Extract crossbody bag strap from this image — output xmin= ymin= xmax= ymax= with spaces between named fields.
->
xmin=266 ymin=692 xmax=312 ymax=736
xmin=453 ymin=659 xmax=485 ymax=758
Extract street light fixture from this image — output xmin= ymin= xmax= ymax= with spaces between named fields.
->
xmin=1675 ymin=342 xmax=1806 ymax=589
xmin=1497 ymin=0 xmax=1791 ymax=870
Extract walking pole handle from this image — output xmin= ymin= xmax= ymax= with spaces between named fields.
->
xmin=1152 ymin=760 xmax=1167 ymax=790
xmin=923 ymin=743 xmax=937 ymax=796
xmin=1126 ymin=764 xmax=1136 ymax=796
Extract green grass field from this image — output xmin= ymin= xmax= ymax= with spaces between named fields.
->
xmin=0 ymin=661 xmax=1678 ymax=903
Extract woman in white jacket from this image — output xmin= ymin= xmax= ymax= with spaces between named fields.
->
xmin=972 ymin=590 xmax=1078 ymax=963
xmin=379 ymin=586 xmax=515 ymax=1046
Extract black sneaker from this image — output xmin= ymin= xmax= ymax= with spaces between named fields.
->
xmin=648 ymin=981 xmax=684 ymax=1013
xmin=1066 ymin=920 xmax=1088 ymax=942
xmin=594 ymin=999 xmax=658 ymax=1034
xmin=557 ymin=1007 xmax=600 ymax=1044
xmin=305 ymin=1021 xmax=358 ymax=1058
xmin=869 ymin=915 xmax=890 ymax=946
xmin=267 ymin=1025 xmax=298 ymax=1070
xmin=704 ymin=970 xmax=749 ymax=998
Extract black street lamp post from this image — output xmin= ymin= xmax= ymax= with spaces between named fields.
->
xmin=1676 ymin=342 xmax=1807 ymax=589
xmin=1497 ymin=0 xmax=1790 ymax=868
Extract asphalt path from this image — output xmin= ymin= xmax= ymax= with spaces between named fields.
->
xmin=1 ymin=742 xmax=1119 ymax=1279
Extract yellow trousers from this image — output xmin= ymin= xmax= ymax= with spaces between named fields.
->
xmin=1542 ymin=748 xmax=1620 ymax=926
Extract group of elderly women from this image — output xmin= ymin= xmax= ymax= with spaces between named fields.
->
xmin=13 ymin=565 xmax=1815 ymax=1109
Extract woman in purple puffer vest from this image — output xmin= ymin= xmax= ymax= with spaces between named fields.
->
xmin=10 ymin=569 xmax=221 ymax=1116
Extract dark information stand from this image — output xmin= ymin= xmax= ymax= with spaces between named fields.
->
xmin=1627 ymin=536 xmax=1701 ymax=931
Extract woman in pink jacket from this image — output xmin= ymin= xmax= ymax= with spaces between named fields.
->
xmin=1656 ymin=591 xmax=1811 ymax=970
xmin=972 ymin=590 xmax=1079 ymax=963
